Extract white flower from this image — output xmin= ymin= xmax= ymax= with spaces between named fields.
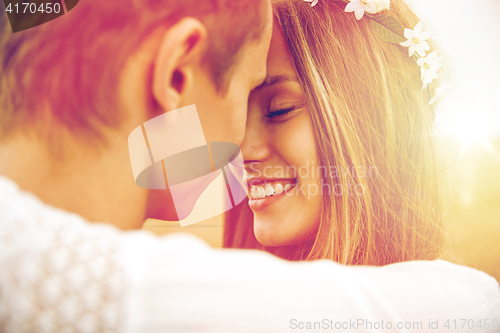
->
xmin=421 ymin=71 xmax=438 ymax=91
xmin=417 ymin=51 xmax=442 ymax=90
xmin=400 ymin=22 xmax=432 ymax=57
xmin=371 ymin=0 xmax=391 ymax=13
xmin=304 ymin=0 xmax=319 ymax=7
xmin=345 ymin=0 xmax=376 ymax=20
xmin=345 ymin=0 xmax=390 ymax=20
xmin=429 ymin=95 xmax=437 ymax=106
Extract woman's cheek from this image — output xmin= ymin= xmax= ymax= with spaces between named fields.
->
xmin=282 ymin=112 xmax=323 ymax=241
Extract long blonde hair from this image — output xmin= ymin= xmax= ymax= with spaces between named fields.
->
xmin=225 ymin=0 xmax=449 ymax=265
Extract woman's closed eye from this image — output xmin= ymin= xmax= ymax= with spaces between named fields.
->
xmin=265 ymin=104 xmax=304 ymax=122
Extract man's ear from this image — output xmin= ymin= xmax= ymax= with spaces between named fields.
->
xmin=153 ymin=18 xmax=207 ymax=112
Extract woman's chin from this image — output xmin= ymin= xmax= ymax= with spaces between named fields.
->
xmin=253 ymin=215 xmax=320 ymax=248
xmin=254 ymin=221 xmax=284 ymax=247
xmin=254 ymin=219 xmax=300 ymax=247
xmin=255 ymin=234 xmax=283 ymax=247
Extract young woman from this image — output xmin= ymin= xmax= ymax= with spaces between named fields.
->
xmin=225 ymin=0 xmax=449 ymax=264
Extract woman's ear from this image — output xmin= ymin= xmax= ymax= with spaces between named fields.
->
xmin=153 ymin=18 xmax=207 ymax=112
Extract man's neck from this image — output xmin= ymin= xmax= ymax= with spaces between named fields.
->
xmin=0 ymin=133 xmax=148 ymax=230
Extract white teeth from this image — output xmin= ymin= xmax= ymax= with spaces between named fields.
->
xmin=249 ymin=181 xmax=296 ymax=199
xmin=274 ymin=183 xmax=283 ymax=195
xmin=256 ymin=186 xmax=266 ymax=199
xmin=265 ymin=183 xmax=274 ymax=196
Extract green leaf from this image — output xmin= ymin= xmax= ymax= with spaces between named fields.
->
xmin=370 ymin=15 xmax=406 ymax=44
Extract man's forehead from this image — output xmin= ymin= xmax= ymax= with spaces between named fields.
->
xmin=253 ymin=58 xmax=268 ymax=87
xmin=252 ymin=4 xmax=273 ymax=87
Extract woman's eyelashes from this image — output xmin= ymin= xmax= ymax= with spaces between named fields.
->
xmin=265 ymin=104 xmax=304 ymax=122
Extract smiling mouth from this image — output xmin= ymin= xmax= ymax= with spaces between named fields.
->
xmin=248 ymin=179 xmax=297 ymax=200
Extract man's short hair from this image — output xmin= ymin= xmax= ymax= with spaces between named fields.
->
xmin=0 ymin=0 xmax=266 ymax=142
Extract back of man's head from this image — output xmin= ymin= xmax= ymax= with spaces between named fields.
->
xmin=0 ymin=0 xmax=266 ymax=143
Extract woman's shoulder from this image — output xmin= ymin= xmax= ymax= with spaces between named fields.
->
xmin=348 ymin=259 xmax=500 ymax=296
xmin=382 ymin=259 xmax=499 ymax=289
xmin=346 ymin=259 xmax=500 ymax=329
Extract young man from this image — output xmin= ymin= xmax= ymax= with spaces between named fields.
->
xmin=0 ymin=0 xmax=271 ymax=229
xmin=0 ymin=0 xmax=498 ymax=332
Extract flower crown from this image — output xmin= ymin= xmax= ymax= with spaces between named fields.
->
xmin=304 ymin=0 xmax=444 ymax=105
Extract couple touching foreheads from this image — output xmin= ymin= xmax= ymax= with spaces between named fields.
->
xmin=0 ymin=0 xmax=498 ymax=331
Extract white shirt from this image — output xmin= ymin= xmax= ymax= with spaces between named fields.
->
xmin=0 ymin=176 xmax=498 ymax=333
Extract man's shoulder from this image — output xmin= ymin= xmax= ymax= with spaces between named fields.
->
xmin=0 ymin=175 xmax=123 ymax=237
xmin=0 ymin=174 xmax=124 ymax=264
xmin=0 ymin=175 xmax=127 ymax=286
xmin=0 ymin=176 xmax=129 ymax=332
xmin=0 ymin=176 xmax=86 ymax=230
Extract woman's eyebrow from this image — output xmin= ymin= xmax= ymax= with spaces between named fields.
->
xmin=253 ymin=74 xmax=299 ymax=91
